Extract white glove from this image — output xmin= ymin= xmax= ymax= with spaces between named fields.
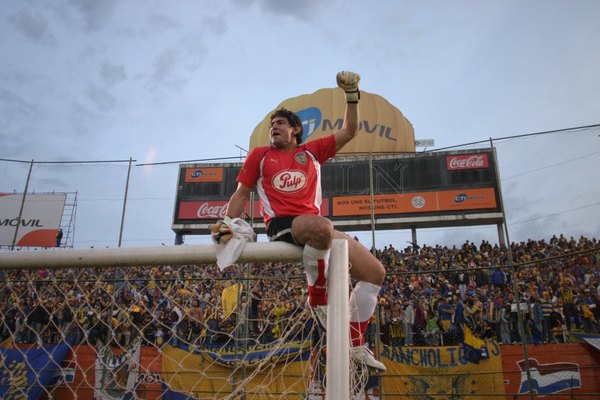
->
xmin=210 ymin=217 xmax=233 ymax=245
xmin=336 ymin=71 xmax=361 ymax=103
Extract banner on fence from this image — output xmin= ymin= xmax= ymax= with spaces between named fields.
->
xmin=161 ymin=343 xmax=310 ymax=399
xmin=94 ymin=340 xmax=141 ymax=400
xmin=38 ymin=342 xmax=600 ymax=399
xmin=501 ymin=343 xmax=600 ymax=398
xmin=381 ymin=342 xmax=505 ymax=398
xmin=0 ymin=341 xmax=71 ymax=400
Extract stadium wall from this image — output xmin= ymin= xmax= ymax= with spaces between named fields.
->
xmin=39 ymin=343 xmax=600 ymax=399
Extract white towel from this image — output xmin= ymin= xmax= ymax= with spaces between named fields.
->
xmin=213 ymin=218 xmax=256 ymax=270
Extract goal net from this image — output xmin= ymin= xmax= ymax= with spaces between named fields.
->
xmin=0 ymin=240 xmax=369 ymax=400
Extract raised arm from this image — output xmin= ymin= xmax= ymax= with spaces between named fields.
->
xmin=333 ymin=71 xmax=360 ymax=152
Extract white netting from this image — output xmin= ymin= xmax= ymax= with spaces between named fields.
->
xmin=0 ymin=251 xmax=375 ymax=399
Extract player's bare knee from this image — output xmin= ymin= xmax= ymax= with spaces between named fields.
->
xmin=362 ymin=260 xmax=385 ymax=286
xmin=373 ymin=262 xmax=386 ymax=285
xmin=309 ymin=218 xmax=334 ymax=247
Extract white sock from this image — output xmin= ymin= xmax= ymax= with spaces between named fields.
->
xmin=349 ymin=281 xmax=381 ymax=323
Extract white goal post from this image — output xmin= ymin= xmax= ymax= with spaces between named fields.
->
xmin=0 ymin=239 xmax=351 ymax=400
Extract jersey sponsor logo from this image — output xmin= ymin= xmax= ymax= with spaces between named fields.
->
xmin=295 ymin=152 xmax=307 ymax=165
xmin=272 ymin=170 xmax=307 ymax=193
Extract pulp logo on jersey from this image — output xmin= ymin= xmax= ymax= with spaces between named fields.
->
xmin=272 ymin=170 xmax=307 ymax=193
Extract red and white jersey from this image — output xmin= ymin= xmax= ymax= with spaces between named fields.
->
xmin=237 ymin=135 xmax=336 ymax=224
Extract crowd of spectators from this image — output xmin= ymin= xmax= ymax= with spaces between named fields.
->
xmin=0 ymin=234 xmax=598 ymax=350
xmin=371 ymin=234 xmax=599 ymax=347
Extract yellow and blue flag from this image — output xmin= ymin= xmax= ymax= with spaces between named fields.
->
xmin=0 ymin=341 xmax=71 ymax=400
xmin=222 ymin=283 xmax=243 ymax=320
xmin=460 ymin=324 xmax=489 ymax=364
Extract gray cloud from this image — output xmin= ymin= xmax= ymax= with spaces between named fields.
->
xmin=150 ymin=48 xmax=191 ymax=89
xmin=0 ymin=87 xmax=37 ymax=157
xmin=152 ymin=49 xmax=179 ymax=82
xmin=0 ymin=87 xmax=36 ymax=128
xmin=0 ymin=130 xmax=25 ymax=160
xmin=83 ymin=84 xmax=116 ymax=113
xmin=201 ymin=14 xmax=227 ymax=36
xmin=146 ymin=14 xmax=183 ymax=33
xmin=100 ymin=61 xmax=127 ymax=86
xmin=66 ymin=0 xmax=119 ymax=31
xmin=179 ymin=33 xmax=208 ymax=73
xmin=231 ymin=0 xmax=324 ymax=22
xmin=67 ymin=102 xmax=100 ymax=140
xmin=8 ymin=9 xmax=56 ymax=45
xmin=259 ymin=0 xmax=325 ymax=22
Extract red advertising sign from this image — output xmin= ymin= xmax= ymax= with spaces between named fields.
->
xmin=178 ymin=199 xmax=330 ymax=220
xmin=178 ymin=201 xmax=229 ymax=219
xmin=446 ymin=153 xmax=489 ymax=170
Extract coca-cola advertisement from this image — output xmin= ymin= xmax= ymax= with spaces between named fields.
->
xmin=178 ymin=201 xmax=230 ymax=220
xmin=446 ymin=153 xmax=489 ymax=170
xmin=177 ymin=199 xmax=330 ymax=220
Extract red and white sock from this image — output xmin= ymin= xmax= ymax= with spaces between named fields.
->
xmin=303 ymin=245 xmax=330 ymax=307
xmin=349 ymin=281 xmax=381 ymax=347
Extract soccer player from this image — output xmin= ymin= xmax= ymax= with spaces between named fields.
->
xmin=217 ymin=71 xmax=386 ymax=371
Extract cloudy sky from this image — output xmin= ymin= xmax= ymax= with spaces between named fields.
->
xmin=1 ymin=0 xmax=599 ymax=249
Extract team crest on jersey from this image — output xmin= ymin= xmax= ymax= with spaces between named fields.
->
xmin=294 ymin=152 xmax=307 ymax=165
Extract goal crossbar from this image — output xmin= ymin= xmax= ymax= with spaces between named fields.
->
xmin=0 ymin=241 xmax=303 ymax=270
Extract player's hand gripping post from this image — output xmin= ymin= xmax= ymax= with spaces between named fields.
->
xmin=336 ymin=71 xmax=361 ymax=103
xmin=211 ymin=216 xmax=233 ymax=245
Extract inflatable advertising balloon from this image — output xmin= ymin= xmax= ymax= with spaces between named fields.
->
xmin=249 ymin=88 xmax=415 ymax=154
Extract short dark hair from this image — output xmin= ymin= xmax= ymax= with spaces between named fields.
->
xmin=270 ymin=108 xmax=304 ymax=144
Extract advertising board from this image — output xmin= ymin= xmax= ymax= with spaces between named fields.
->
xmin=172 ymin=149 xmax=503 ymax=235
xmin=0 ymin=193 xmax=66 ymax=247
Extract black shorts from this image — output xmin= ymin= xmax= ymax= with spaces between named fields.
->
xmin=266 ymin=216 xmax=300 ymax=245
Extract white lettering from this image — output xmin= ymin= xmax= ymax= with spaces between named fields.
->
xmin=448 ymin=155 xmax=486 ymax=170
xmin=196 ymin=203 xmax=228 ymax=218
xmin=272 ymin=170 xmax=307 ymax=193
